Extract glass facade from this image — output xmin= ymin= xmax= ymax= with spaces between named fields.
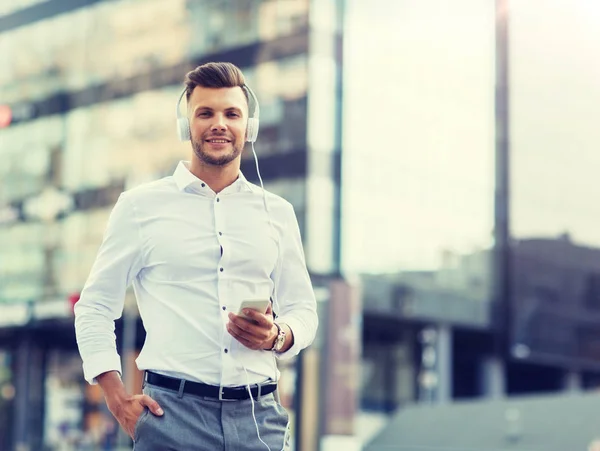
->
xmin=0 ymin=222 xmax=46 ymax=302
xmin=0 ymin=0 xmax=309 ymax=104
xmin=509 ymin=0 xmax=600 ymax=368
xmin=188 ymin=0 xmax=308 ymax=55
xmin=1 ymin=0 xmax=184 ymax=103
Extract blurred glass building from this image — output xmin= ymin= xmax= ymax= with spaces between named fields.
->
xmin=2 ymin=0 xmax=600 ymax=450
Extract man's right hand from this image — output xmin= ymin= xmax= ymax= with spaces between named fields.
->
xmin=97 ymin=371 xmax=164 ymax=439
xmin=108 ymin=393 xmax=164 ymax=439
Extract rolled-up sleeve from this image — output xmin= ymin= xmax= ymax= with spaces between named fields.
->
xmin=74 ymin=193 xmax=144 ymax=384
xmin=272 ymin=203 xmax=318 ymax=360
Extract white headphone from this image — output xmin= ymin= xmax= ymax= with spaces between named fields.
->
xmin=175 ymin=84 xmax=260 ymax=143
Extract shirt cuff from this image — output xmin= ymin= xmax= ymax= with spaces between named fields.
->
xmin=274 ymin=316 xmax=307 ymax=360
xmin=82 ymin=351 xmax=122 ymax=385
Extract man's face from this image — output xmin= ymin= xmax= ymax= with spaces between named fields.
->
xmin=188 ymin=86 xmax=249 ymax=167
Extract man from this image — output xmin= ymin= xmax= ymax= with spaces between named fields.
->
xmin=74 ymin=62 xmax=318 ymax=450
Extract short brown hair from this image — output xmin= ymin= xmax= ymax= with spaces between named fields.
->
xmin=184 ymin=62 xmax=248 ymax=104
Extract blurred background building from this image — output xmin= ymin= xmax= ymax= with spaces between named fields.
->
xmin=1 ymin=0 xmax=600 ymax=450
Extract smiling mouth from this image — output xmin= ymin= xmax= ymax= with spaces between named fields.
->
xmin=205 ymin=139 xmax=231 ymax=143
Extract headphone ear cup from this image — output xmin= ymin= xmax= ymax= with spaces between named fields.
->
xmin=246 ymin=117 xmax=260 ymax=143
xmin=177 ymin=117 xmax=191 ymax=142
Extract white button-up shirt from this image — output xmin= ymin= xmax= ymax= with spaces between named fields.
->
xmin=74 ymin=161 xmax=318 ymax=387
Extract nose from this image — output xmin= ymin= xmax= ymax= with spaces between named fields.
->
xmin=211 ymin=114 xmax=227 ymax=133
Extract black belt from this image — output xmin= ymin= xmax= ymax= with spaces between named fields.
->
xmin=145 ymin=371 xmax=277 ymax=401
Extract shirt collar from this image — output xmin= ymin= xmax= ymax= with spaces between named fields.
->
xmin=173 ymin=161 xmax=254 ymax=194
xmin=236 ymin=171 xmax=254 ymax=193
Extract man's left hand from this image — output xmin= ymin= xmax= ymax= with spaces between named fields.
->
xmin=227 ymin=304 xmax=278 ymax=350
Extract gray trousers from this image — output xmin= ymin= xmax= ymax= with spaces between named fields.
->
xmin=133 ymin=382 xmax=291 ymax=451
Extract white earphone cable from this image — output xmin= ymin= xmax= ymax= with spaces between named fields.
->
xmin=245 ymin=367 xmax=273 ymax=451
xmin=245 ymin=142 xmax=289 ymax=451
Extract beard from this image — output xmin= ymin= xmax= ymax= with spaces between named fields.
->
xmin=191 ymin=135 xmax=243 ymax=166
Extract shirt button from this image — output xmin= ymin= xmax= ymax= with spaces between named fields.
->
xmin=219 ymin=232 xmax=223 ymax=236
xmin=216 ymin=198 xmax=220 ymax=202
xmin=222 ymin=306 xmax=226 ymax=311
xmin=224 ymin=348 xmax=228 ymax=353
xmin=220 ymin=267 xmax=224 ymax=272
xmin=201 ymin=183 xmax=205 ymax=187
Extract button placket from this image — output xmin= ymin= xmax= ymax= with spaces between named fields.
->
xmin=214 ymin=195 xmax=227 ymax=313
xmin=212 ymin=194 xmax=234 ymax=387
xmin=214 ymin=195 xmax=223 ymax=275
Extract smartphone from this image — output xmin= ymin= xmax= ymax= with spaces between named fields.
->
xmin=237 ymin=299 xmax=270 ymax=322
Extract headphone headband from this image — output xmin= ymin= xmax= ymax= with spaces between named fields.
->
xmin=175 ymin=84 xmax=260 ymax=142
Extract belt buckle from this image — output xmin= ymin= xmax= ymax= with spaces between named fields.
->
xmin=218 ymin=386 xmax=236 ymax=402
